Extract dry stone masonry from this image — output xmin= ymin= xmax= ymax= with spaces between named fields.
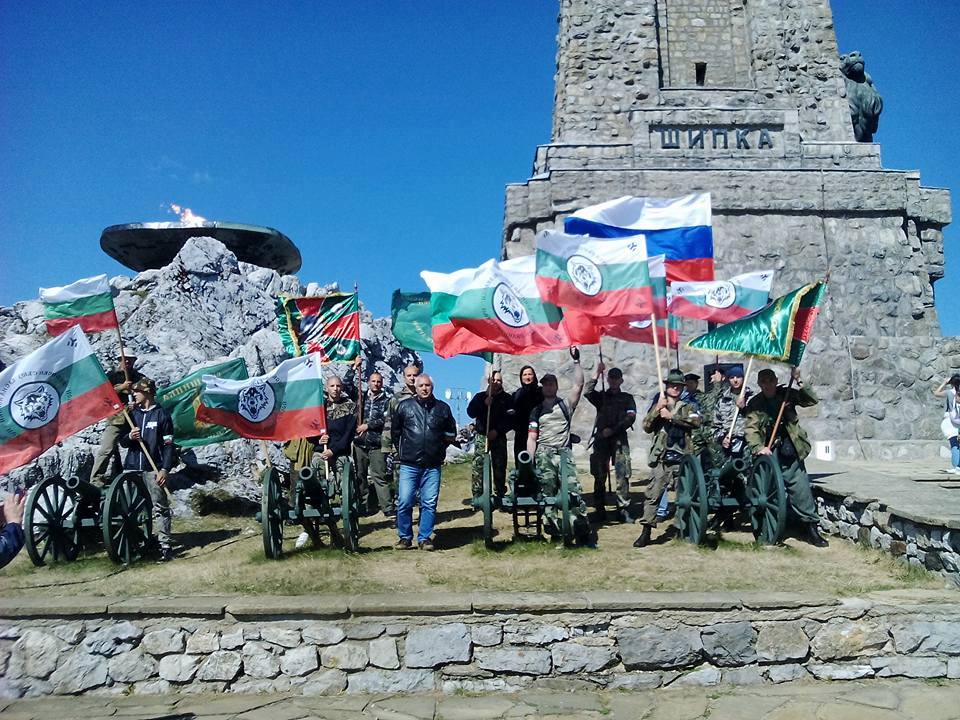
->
xmin=502 ymin=0 xmax=954 ymax=460
xmin=2 ymin=591 xmax=960 ymax=698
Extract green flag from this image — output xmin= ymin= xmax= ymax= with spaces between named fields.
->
xmin=390 ymin=290 xmax=434 ymax=353
xmin=391 ymin=289 xmax=493 ymax=361
xmin=686 ymin=281 xmax=827 ymax=365
xmin=157 ymin=357 xmax=249 ymax=448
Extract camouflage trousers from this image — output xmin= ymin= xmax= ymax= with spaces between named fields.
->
xmin=309 ymin=453 xmax=350 ymax=491
xmin=535 ymin=446 xmax=589 ymax=537
xmin=471 ymin=433 xmax=508 ymax=499
xmin=589 ymin=438 xmax=632 ymax=511
xmin=639 ymin=462 xmax=681 ymax=526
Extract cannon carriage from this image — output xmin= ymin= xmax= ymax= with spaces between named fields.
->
xmin=673 ymin=443 xmax=788 ymax=546
xmin=256 ymin=458 xmax=362 ymax=558
xmin=22 ymin=471 xmax=155 ymax=566
xmin=472 ymin=450 xmax=581 ymax=548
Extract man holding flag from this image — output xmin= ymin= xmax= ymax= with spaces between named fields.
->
xmin=745 ymin=367 xmax=828 ymax=547
xmin=90 ymin=350 xmax=150 ymax=485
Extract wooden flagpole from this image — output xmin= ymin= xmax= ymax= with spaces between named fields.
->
xmin=724 ymin=357 xmax=753 ymax=442
xmin=765 ymin=371 xmax=795 ymax=451
xmin=112 ymin=307 xmax=131 ymax=384
xmin=649 ymin=313 xmax=665 ymax=396
xmin=121 ymin=409 xmax=161 ymax=475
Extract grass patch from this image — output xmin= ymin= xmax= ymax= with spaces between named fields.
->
xmin=2 ymin=463 xmax=946 ymax=598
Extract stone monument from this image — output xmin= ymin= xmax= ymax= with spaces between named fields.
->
xmin=500 ymin=0 xmax=955 ymax=460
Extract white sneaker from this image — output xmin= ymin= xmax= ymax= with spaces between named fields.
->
xmin=295 ymin=532 xmax=310 ymax=549
xmin=946 ymin=468 xmax=960 ymax=476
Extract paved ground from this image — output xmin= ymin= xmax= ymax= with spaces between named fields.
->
xmin=2 ymin=680 xmax=959 ymax=719
xmin=808 ymin=459 xmax=960 ymax=529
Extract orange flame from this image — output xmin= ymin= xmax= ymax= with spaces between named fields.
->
xmin=166 ymin=203 xmax=208 ymax=226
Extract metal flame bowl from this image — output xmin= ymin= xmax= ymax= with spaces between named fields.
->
xmin=100 ymin=221 xmax=302 ymax=275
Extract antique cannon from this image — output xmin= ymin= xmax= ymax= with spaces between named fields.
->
xmin=22 ymin=471 xmax=154 ymax=566
xmin=480 ymin=450 xmax=574 ymax=546
xmin=674 ymin=447 xmax=787 ymax=546
xmin=257 ymin=458 xmax=361 ymax=559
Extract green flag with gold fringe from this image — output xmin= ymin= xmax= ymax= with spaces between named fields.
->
xmin=390 ymin=290 xmax=434 ymax=353
xmin=157 ymin=357 xmax=249 ymax=448
xmin=686 ymin=281 xmax=827 ymax=365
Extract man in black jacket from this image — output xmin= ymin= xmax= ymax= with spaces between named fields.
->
xmin=119 ymin=378 xmax=175 ymax=561
xmin=467 ymin=370 xmax=513 ymax=505
xmin=390 ymin=374 xmax=457 ymax=551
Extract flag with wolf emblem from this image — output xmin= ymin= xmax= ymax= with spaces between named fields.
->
xmin=534 ymin=230 xmax=654 ymax=319
xmin=196 ymin=355 xmax=327 ymax=441
xmin=0 ymin=326 xmax=123 ymax=474
xmin=157 ymin=357 xmax=249 ymax=448
xmin=420 ymin=256 xmax=599 ymax=358
xmin=669 ymin=270 xmax=774 ymax=324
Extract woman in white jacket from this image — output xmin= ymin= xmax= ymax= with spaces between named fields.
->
xmin=934 ymin=374 xmax=960 ymax=474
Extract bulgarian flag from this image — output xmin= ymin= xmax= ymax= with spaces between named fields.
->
xmin=0 ymin=326 xmax=123 ymax=474
xmin=534 ymin=230 xmax=653 ymax=318
xmin=669 ymin=270 xmax=774 ymax=324
xmin=276 ymin=292 xmax=360 ymax=363
xmin=564 ymin=194 xmax=714 ymax=282
xmin=196 ymin=354 xmax=327 ymax=441
xmin=39 ymin=274 xmax=119 ymax=337
xmin=420 ymin=256 xmax=599 ymax=359
xmin=686 ymin=281 xmax=827 ymax=365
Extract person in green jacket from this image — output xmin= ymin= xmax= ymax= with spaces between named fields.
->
xmin=634 ymin=369 xmax=702 ymax=548
xmin=745 ymin=367 xmax=828 ymax=547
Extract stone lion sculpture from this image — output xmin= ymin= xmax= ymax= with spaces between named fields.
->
xmin=840 ymin=50 xmax=883 ymax=142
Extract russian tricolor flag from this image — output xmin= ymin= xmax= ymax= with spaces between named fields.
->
xmin=564 ymin=193 xmax=715 ymax=282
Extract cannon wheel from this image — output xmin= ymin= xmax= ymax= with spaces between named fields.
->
xmin=24 ymin=476 xmax=80 ymax=566
xmin=748 ymin=454 xmax=787 ymax=544
xmin=340 ymin=459 xmax=361 ymax=552
xmin=261 ymin=466 xmax=284 ymax=559
xmin=559 ymin=461 xmax=574 ymax=547
xmin=481 ymin=453 xmax=494 ymax=548
xmin=102 ymin=471 xmax=153 ymax=565
xmin=675 ymin=455 xmax=709 ymax=545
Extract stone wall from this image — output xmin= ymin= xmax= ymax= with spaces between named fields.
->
xmin=816 ymin=492 xmax=960 ymax=588
xmin=2 ymin=591 xmax=959 ymax=698
xmin=657 ymin=0 xmax=751 ymax=88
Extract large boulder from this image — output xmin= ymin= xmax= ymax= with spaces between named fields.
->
xmin=0 ymin=237 xmax=419 ymax=506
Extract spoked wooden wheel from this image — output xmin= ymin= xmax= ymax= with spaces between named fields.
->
xmin=748 ymin=454 xmax=787 ymax=544
xmin=674 ymin=455 xmax=709 ymax=545
xmin=481 ymin=453 xmax=494 ymax=549
xmin=340 ymin=459 xmax=361 ymax=552
xmin=24 ymin=476 xmax=80 ymax=566
xmin=261 ymin=466 xmax=284 ymax=559
xmin=559 ymin=463 xmax=574 ymax=547
xmin=102 ymin=471 xmax=153 ymax=565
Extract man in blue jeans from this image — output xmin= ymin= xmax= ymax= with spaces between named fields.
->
xmin=390 ymin=374 xmax=457 ymax=551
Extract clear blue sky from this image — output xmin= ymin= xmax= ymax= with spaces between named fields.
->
xmin=1 ymin=2 xmax=957 ymax=406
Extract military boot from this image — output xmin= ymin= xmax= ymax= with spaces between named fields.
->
xmin=632 ymin=524 xmax=652 ymax=548
xmin=804 ymin=523 xmax=829 ymax=547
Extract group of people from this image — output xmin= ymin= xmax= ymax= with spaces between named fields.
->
xmin=0 ymin=347 xmax=833 ymax=569
xmin=465 ymin=354 xmax=830 ymax=550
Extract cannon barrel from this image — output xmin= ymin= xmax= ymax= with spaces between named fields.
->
xmin=513 ymin=450 xmax=538 ymax=496
xmin=718 ymin=456 xmax=749 ymax=481
xmin=65 ymin=475 xmax=103 ymax=504
xmin=297 ymin=465 xmax=326 ymax=497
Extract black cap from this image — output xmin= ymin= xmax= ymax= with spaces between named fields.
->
xmin=607 ymin=367 xmax=623 ymax=379
xmin=684 ymin=373 xmax=700 ymax=382
xmin=541 ymin=373 xmax=558 ymax=385
xmin=757 ymin=368 xmax=778 ymax=381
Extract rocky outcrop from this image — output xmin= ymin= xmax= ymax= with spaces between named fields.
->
xmin=0 ymin=237 xmax=418 ymax=506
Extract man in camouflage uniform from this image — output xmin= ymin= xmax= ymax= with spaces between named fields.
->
xmin=90 ymin=350 xmax=149 ymax=485
xmin=296 ymin=375 xmax=357 ymax=549
xmin=713 ymin=365 xmax=752 ymax=455
xmin=354 ymin=370 xmax=392 ymax=517
xmin=634 ymin=369 xmax=702 ymax=548
xmin=467 ymin=370 xmax=513 ymax=504
xmin=745 ymin=367 xmax=828 ymax=547
xmin=585 ymin=363 xmax=637 ymax=523
xmin=526 ymin=348 xmax=595 ymax=548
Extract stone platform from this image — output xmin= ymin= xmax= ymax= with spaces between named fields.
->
xmin=810 ymin=459 xmax=960 ymax=586
xmin=3 ymin=679 xmax=959 ymax=720
xmin=2 ymin=590 xmax=959 ymax=699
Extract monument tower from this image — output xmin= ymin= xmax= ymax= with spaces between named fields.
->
xmin=501 ymin=0 xmax=953 ymax=459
